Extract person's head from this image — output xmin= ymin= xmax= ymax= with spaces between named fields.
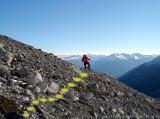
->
xmin=83 ymin=54 xmax=86 ymax=57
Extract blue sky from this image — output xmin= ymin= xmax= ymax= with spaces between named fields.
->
xmin=0 ymin=0 xmax=160 ymax=55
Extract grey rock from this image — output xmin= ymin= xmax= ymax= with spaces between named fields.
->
xmin=0 ymin=43 xmax=4 ymax=48
xmin=65 ymin=91 xmax=75 ymax=100
xmin=37 ymin=82 xmax=48 ymax=93
xmin=25 ymin=71 xmax=43 ymax=85
xmin=111 ymin=108 xmax=117 ymax=113
xmin=118 ymin=108 xmax=124 ymax=114
xmin=89 ymin=111 xmax=98 ymax=119
xmin=0 ymin=47 xmax=13 ymax=65
xmin=0 ymin=65 xmax=10 ymax=78
xmin=99 ymin=107 xmax=104 ymax=113
xmin=7 ymin=79 xmax=14 ymax=87
xmin=80 ymin=93 xmax=93 ymax=101
xmin=32 ymin=86 xmax=41 ymax=93
xmin=87 ymin=83 xmax=99 ymax=89
xmin=25 ymin=90 xmax=35 ymax=99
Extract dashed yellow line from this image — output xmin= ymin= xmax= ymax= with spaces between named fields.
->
xmin=55 ymin=94 xmax=63 ymax=99
xmin=21 ymin=72 xmax=88 ymax=118
xmin=48 ymin=97 xmax=57 ymax=102
xmin=67 ymin=82 xmax=77 ymax=88
xmin=80 ymin=72 xmax=88 ymax=78
xmin=21 ymin=112 xmax=30 ymax=118
xmin=32 ymin=100 xmax=39 ymax=105
xmin=26 ymin=106 xmax=35 ymax=111
xmin=39 ymin=98 xmax=47 ymax=103
xmin=73 ymin=77 xmax=81 ymax=82
xmin=60 ymin=88 xmax=69 ymax=94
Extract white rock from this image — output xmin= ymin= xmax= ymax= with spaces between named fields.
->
xmin=111 ymin=108 xmax=117 ymax=113
xmin=117 ymin=91 xmax=124 ymax=96
xmin=70 ymin=65 xmax=81 ymax=74
xmin=48 ymin=82 xmax=60 ymax=93
xmin=73 ymin=96 xmax=79 ymax=101
xmin=118 ymin=108 xmax=124 ymax=114
xmin=99 ymin=107 xmax=104 ymax=113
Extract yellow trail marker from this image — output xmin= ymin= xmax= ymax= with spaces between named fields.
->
xmin=80 ymin=72 xmax=88 ymax=78
xmin=26 ymin=106 xmax=35 ymax=111
xmin=60 ymin=88 xmax=69 ymax=94
xmin=73 ymin=77 xmax=81 ymax=82
xmin=39 ymin=98 xmax=47 ymax=103
xmin=21 ymin=112 xmax=30 ymax=118
xmin=67 ymin=82 xmax=76 ymax=88
xmin=55 ymin=94 xmax=63 ymax=99
xmin=32 ymin=100 xmax=39 ymax=105
xmin=48 ymin=97 xmax=57 ymax=102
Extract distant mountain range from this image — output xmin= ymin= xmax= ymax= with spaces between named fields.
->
xmin=119 ymin=56 xmax=160 ymax=98
xmin=60 ymin=53 xmax=156 ymax=78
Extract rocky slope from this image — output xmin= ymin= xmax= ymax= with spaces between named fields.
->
xmin=0 ymin=35 xmax=160 ymax=119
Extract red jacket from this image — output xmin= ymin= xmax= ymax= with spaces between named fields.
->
xmin=82 ymin=56 xmax=90 ymax=62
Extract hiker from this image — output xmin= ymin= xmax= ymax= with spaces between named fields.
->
xmin=82 ymin=55 xmax=90 ymax=69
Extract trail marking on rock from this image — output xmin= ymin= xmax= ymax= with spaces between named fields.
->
xmin=60 ymin=88 xmax=69 ymax=94
xmin=26 ymin=106 xmax=35 ymax=111
xmin=32 ymin=100 xmax=39 ymax=105
xmin=20 ymin=72 xmax=88 ymax=118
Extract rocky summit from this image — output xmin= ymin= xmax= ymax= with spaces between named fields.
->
xmin=0 ymin=35 xmax=160 ymax=119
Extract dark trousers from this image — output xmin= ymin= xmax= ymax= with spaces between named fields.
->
xmin=84 ymin=62 xmax=90 ymax=69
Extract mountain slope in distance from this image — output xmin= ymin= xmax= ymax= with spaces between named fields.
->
xmin=119 ymin=56 xmax=160 ymax=98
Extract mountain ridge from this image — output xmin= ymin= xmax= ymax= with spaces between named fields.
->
xmin=61 ymin=53 xmax=155 ymax=78
xmin=119 ymin=55 xmax=160 ymax=98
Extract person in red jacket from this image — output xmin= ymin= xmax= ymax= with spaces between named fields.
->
xmin=82 ymin=55 xmax=90 ymax=69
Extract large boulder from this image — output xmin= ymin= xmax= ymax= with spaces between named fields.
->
xmin=0 ymin=65 xmax=10 ymax=78
xmin=25 ymin=71 xmax=43 ymax=85
xmin=0 ymin=95 xmax=18 ymax=114
xmin=0 ymin=47 xmax=13 ymax=66
xmin=80 ymin=93 xmax=93 ymax=101
xmin=37 ymin=82 xmax=48 ymax=93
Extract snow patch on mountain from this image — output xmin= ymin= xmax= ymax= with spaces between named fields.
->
xmin=115 ymin=54 xmax=128 ymax=60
